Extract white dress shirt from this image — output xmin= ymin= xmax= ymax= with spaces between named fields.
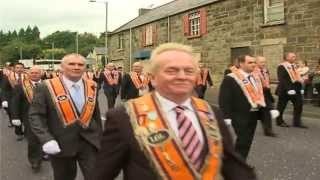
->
xmin=155 ymin=92 xmax=204 ymax=143
xmin=62 ymin=76 xmax=85 ymax=109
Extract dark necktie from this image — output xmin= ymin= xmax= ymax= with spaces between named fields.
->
xmin=17 ymin=74 xmax=22 ymax=84
xmin=175 ymin=106 xmax=204 ymax=170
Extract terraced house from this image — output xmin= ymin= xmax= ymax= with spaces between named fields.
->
xmin=107 ymin=0 xmax=320 ymax=83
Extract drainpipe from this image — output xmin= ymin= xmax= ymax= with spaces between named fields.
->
xmin=167 ymin=16 xmax=170 ymax=42
xmin=129 ymin=27 xmax=132 ymax=71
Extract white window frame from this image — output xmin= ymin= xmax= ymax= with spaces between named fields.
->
xmin=118 ymin=33 xmax=124 ymax=49
xmin=189 ymin=11 xmax=200 ymax=36
xmin=263 ymin=0 xmax=285 ymax=24
xmin=145 ymin=24 xmax=153 ymax=46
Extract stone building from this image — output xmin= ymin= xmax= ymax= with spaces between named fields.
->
xmin=108 ymin=0 xmax=320 ymax=83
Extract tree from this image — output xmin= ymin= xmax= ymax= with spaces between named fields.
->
xmin=25 ymin=25 xmax=33 ymax=42
xmin=32 ymin=26 xmax=40 ymax=41
xmin=18 ymin=28 xmax=25 ymax=41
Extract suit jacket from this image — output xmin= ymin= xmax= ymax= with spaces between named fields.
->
xmin=28 ymin=83 xmax=103 ymax=157
xmin=275 ymin=65 xmax=302 ymax=96
xmin=120 ymin=73 xmax=139 ymax=100
xmin=94 ymin=105 xmax=256 ymax=180
xmin=1 ymin=75 xmax=13 ymax=102
xmin=10 ymin=84 xmax=30 ymax=121
xmin=219 ymin=75 xmax=272 ymax=119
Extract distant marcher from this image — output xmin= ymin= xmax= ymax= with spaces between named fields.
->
xmin=195 ymin=63 xmax=213 ymax=99
xmin=312 ymin=59 xmax=320 ymax=106
xmin=10 ymin=66 xmax=43 ymax=172
xmin=297 ymin=60 xmax=311 ymax=98
xmin=275 ymin=52 xmax=307 ymax=128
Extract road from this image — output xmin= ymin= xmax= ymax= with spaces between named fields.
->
xmin=1 ymin=90 xmax=319 ymax=180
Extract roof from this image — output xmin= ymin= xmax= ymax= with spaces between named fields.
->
xmin=112 ymin=0 xmax=220 ymax=33
xmin=93 ymin=47 xmax=107 ymax=55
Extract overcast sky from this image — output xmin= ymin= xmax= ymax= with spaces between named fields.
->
xmin=0 ymin=0 xmax=173 ymax=38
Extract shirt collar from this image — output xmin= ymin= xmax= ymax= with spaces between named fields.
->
xmin=62 ymin=75 xmax=83 ymax=90
xmin=239 ymin=69 xmax=251 ymax=78
xmin=30 ymin=80 xmax=41 ymax=85
xmin=154 ymin=91 xmax=194 ymax=113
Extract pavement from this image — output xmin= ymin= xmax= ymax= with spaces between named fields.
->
xmin=1 ymin=89 xmax=319 ymax=180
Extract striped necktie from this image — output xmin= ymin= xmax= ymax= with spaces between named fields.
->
xmin=175 ymin=106 xmax=204 ymax=170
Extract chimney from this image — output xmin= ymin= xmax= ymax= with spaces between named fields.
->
xmin=139 ymin=8 xmax=151 ymax=16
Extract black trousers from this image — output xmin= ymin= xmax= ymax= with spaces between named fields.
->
xmin=50 ymin=139 xmax=98 ymax=180
xmin=195 ymin=85 xmax=207 ymax=99
xmin=24 ymin=118 xmax=42 ymax=165
xmin=276 ymin=93 xmax=303 ymax=126
xmin=104 ymin=90 xmax=117 ymax=109
xmin=314 ymin=83 xmax=320 ymax=106
xmin=232 ymin=111 xmax=258 ymax=159
xmin=259 ymin=108 xmax=273 ymax=134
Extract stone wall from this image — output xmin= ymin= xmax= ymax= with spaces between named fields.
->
xmin=108 ymin=0 xmax=320 ymax=85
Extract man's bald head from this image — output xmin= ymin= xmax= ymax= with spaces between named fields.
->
xmin=28 ymin=65 xmax=43 ymax=81
xmin=61 ymin=54 xmax=86 ymax=65
xmin=256 ymin=56 xmax=266 ymax=68
xmin=61 ymin=53 xmax=86 ymax=82
xmin=132 ymin=62 xmax=143 ymax=73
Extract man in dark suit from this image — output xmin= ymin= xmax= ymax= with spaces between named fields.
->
xmin=254 ymin=56 xmax=279 ymax=137
xmin=99 ymin=63 xmax=121 ymax=109
xmin=121 ymin=62 xmax=151 ymax=101
xmin=10 ymin=66 xmax=43 ymax=172
xmin=1 ymin=63 xmax=25 ymax=129
xmin=95 ymin=43 xmax=256 ymax=180
xmin=195 ymin=63 xmax=213 ymax=99
xmin=29 ymin=54 xmax=102 ymax=180
xmin=275 ymin=52 xmax=307 ymax=128
xmin=219 ymin=55 xmax=270 ymax=159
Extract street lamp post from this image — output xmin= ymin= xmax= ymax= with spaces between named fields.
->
xmin=16 ymin=46 xmax=23 ymax=60
xmin=89 ymin=0 xmax=108 ymax=65
xmin=19 ymin=47 xmax=22 ymax=60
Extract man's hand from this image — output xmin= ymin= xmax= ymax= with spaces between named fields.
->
xmin=42 ymin=140 xmax=61 ymax=155
xmin=270 ymin=110 xmax=280 ymax=119
xmin=1 ymin=101 xmax=8 ymax=108
xmin=287 ymin=90 xmax=296 ymax=95
xmin=224 ymin=119 xmax=237 ymax=142
xmin=11 ymin=119 xmax=22 ymax=126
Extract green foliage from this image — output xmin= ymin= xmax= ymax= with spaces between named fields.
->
xmin=0 ymin=26 xmax=101 ymax=65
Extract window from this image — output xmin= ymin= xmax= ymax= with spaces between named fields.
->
xmin=189 ymin=12 xmax=201 ymax=36
xmin=264 ymin=0 xmax=284 ymax=24
xmin=183 ymin=8 xmax=207 ymax=37
xmin=145 ymin=24 xmax=153 ymax=46
xmin=118 ymin=33 xmax=124 ymax=49
xmin=141 ymin=24 xmax=157 ymax=47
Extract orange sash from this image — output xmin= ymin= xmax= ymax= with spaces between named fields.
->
xmin=104 ymin=70 xmax=119 ymax=85
xmin=130 ymin=72 xmax=149 ymax=89
xmin=280 ymin=62 xmax=302 ymax=83
xmin=228 ymin=69 xmax=266 ymax=108
xmin=82 ymin=72 xmax=94 ymax=80
xmin=22 ymin=80 xmax=35 ymax=103
xmin=45 ymin=77 xmax=97 ymax=128
xmin=196 ymin=69 xmax=209 ymax=86
xmin=126 ymin=93 xmax=223 ymax=180
xmin=253 ymin=67 xmax=270 ymax=88
xmin=8 ymin=72 xmax=28 ymax=88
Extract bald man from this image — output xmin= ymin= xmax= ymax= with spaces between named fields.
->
xmin=121 ymin=62 xmax=152 ymax=101
xmin=10 ymin=66 xmax=43 ymax=171
xmin=29 ymin=54 xmax=102 ymax=180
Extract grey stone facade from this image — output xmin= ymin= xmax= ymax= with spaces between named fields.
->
xmin=108 ymin=0 xmax=320 ymax=84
